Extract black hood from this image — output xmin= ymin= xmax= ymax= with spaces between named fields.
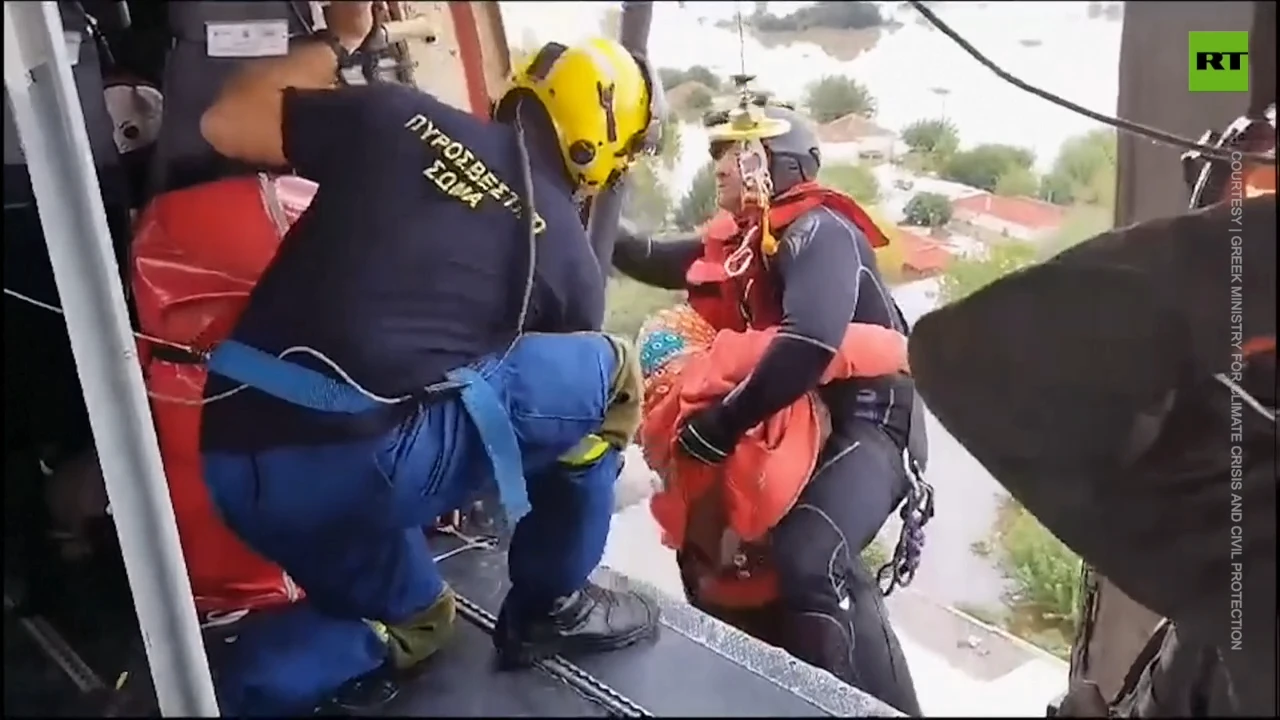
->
xmin=907 ymin=196 xmax=1276 ymax=714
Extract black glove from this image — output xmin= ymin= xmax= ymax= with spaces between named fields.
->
xmin=677 ymin=404 xmax=738 ymax=465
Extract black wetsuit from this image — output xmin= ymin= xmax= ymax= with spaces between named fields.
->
xmin=614 ymin=209 xmax=923 ymax=715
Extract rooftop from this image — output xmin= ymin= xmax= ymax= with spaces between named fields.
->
xmin=951 ymin=193 xmax=1067 ymax=231
xmin=897 ymin=226 xmax=955 ymax=273
xmin=817 ymin=112 xmax=896 ymax=143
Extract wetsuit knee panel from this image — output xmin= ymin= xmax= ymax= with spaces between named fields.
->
xmin=771 ymin=505 xmax=853 ymax=597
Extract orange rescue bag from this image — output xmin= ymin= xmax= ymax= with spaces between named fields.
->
xmin=131 ymin=174 xmax=316 ymax=615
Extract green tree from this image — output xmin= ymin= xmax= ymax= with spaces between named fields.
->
xmin=819 ymin=163 xmax=881 ymax=205
xmin=1039 ymin=129 xmax=1117 ymax=208
xmin=989 ymin=498 xmax=1083 ymax=658
xmin=658 ymin=67 xmax=687 ymax=91
xmin=1037 ymin=204 xmax=1114 ymax=259
xmin=994 ymin=165 xmax=1040 ymax=197
xmin=900 ymin=117 xmax=960 ymax=166
xmin=941 ymin=144 xmax=1036 ymax=193
xmin=937 ymin=239 xmax=1040 ymax=305
xmin=804 ymin=75 xmax=878 ymax=123
xmin=674 ymin=160 xmax=719 ymax=231
xmin=753 ymin=1 xmax=885 ymax=32
xmin=624 ymin=161 xmax=673 ymax=230
xmin=682 ymin=65 xmax=722 ymax=91
xmin=685 ymin=85 xmax=715 ymax=115
xmin=604 ymin=277 xmax=684 ymax=339
xmin=903 ymin=191 xmax=952 ymax=227
xmin=659 ymin=65 xmax=722 ymax=93
xmin=656 ymin=118 xmax=683 ymax=170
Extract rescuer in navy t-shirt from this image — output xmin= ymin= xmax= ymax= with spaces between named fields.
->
xmin=203 ymin=82 xmax=606 ymax=449
xmin=194 ymin=3 xmax=666 ymax=714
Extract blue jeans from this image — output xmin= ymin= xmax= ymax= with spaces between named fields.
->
xmin=202 ymin=333 xmax=622 ymax=715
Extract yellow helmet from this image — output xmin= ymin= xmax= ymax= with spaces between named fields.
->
xmin=501 ymin=38 xmax=666 ymax=198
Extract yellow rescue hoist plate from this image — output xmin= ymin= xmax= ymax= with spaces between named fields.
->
xmin=706 ymin=109 xmax=792 ymax=144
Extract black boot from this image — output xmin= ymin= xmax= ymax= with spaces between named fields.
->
xmin=493 ymin=583 xmax=660 ymax=669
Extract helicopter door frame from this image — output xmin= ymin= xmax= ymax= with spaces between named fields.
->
xmin=4 ymin=2 xmax=219 ymax=715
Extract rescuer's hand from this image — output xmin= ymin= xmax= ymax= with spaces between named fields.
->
xmin=676 ymin=405 xmax=736 ymax=465
xmin=324 ymin=1 xmax=376 ymax=50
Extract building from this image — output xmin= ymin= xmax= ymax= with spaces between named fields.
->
xmin=950 ymin=192 xmax=1068 ymax=242
xmin=896 ymin=226 xmax=956 ymax=281
xmin=817 ymin=112 xmax=902 ymax=163
xmin=665 ymin=80 xmax=716 ymax=119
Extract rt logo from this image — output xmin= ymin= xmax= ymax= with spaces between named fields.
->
xmin=1188 ymin=31 xmax=1249 ymax=92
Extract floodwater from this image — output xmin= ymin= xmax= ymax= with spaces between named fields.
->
xmin=501 ymin=0 xmax=1123 ymax=186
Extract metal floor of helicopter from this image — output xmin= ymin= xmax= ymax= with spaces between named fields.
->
xmin=3 ymin=523 xmax=902 ymax=717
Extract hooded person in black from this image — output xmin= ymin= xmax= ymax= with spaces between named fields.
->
xmin=909 ymin=195 xmax=1276 ymax=717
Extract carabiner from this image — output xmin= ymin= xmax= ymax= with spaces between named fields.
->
xmin=724 ymin=227 xmax=757 ymax=278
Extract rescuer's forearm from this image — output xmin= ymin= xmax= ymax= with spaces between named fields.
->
xmin=717 ymin=336 xmax=835 ymax=440
xmin=613 ymin=222 xmax=702 ymax=290
xmin=224 ymin=39 xmax=352 ymax=98
xmin=719 ymin=214 xmax=862 ymax=438
xmin=201 ymin=38 xmax=363 ymax=167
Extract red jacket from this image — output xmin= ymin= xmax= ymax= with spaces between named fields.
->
xmin=640 ymin=306 xmax=909 ymax=608
xmin=685 ymin=182 xmax=890 ymax=332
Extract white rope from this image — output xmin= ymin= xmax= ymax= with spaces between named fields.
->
xmin=1213 ymin=372 xmax=1277 ymax=424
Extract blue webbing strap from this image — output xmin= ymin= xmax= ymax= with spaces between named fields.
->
xmin=206 ymin=341 xmax=382 ymax=414
xmin=206 ymin=341 xmax=530 ymax=524
xmin=444 ymin=366 xmax=530 ymax=524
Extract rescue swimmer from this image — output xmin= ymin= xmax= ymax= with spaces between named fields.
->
xmin=613 ymin=98 xmax=924 ymax=714
xmin=195 ymin=2 xmax=664 ymax=714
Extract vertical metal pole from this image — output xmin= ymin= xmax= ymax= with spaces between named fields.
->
xmin=3 ymin=3 xmax=219 ymax=716
xmin=585 ymin=0 xmax=654 ymax=284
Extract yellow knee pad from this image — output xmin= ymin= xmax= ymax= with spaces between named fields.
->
xmin=556 ymin=335 xmax=643 ymax=469
xmin=600 ymin=334 xmax=643 ymax=449
xmin=369 ymin=587 xmax=458 ymax=671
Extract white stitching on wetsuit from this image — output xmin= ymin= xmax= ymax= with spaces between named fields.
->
xmin=777 ymin=331 xmax=840 ymax=355
xmin=790 ymin=500 xmax=859 ymax=677
xmin=685 ymin=424 xmax=728 ymax=459
xmin=814 ymin=206 xmax=901 ymax=429
xmin=811 ymin=440 xmax=861 ymax=480
xmin=815 ymin=206 xmax=896 ymax=316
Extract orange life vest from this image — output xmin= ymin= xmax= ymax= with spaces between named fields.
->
xmin=685 ymin=182 xmax=890 ymax=333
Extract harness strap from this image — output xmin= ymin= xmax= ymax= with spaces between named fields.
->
xmin=207 ymin=342 xmax=532 ymax=524
xmin=444 ymin=366 xmax=531 ymax=524
xmin=207 ymin=341 xmax=382 ymax=414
